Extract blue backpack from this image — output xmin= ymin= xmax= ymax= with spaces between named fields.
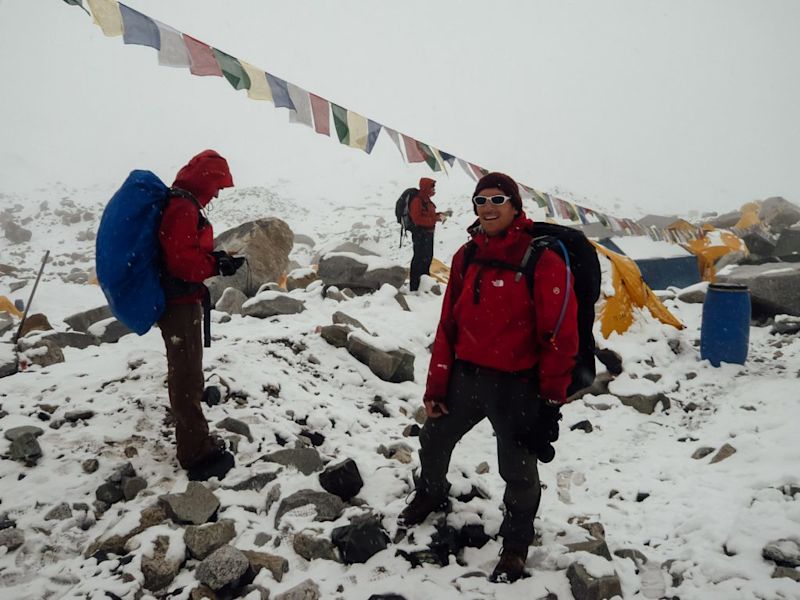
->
xmin=96 ymin=170 xmax=170 ymax=335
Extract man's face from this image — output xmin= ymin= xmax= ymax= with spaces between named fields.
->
xmin=474 ymin=186 xmax=516 ymax=236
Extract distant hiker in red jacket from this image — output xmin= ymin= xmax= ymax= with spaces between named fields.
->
xmin=158 ymin=149 xmax=244 ymax=481
xmin=399 ymin=172 xmax=579 ymax=583
xmin=408 ymin=177 xmax=445 ymax=291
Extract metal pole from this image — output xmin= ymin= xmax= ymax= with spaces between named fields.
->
xmin=13 ymin=250 xmax=50 ymax=345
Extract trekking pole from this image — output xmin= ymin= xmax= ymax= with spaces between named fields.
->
xmin=13 ymin=250 xmax=50 ymax=345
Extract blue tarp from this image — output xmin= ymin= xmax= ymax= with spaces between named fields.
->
xmin=599 ymin=238 xmax=701 ymax=290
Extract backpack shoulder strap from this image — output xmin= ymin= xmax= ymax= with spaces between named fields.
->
xmin=168 ymin=187 xmax=204 ymax=230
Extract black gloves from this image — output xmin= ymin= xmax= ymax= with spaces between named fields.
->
xmin=213 ymin=251 xmax=245 ymax=277
xmin=517 ymin=399 xmax=562 ymax=463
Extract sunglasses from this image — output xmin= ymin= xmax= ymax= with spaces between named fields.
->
xmin=473 ymin=195 xmax=511 ymax=206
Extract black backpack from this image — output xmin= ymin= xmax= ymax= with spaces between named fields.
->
xmin=460 ymin=222 xmax=601 ymax=397
xmin=394 ymin=187 xmax=419 ymax=246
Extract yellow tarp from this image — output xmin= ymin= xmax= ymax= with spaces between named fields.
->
xmin=0 ymin=296 xmax=23 ymax=319
xmin=428 ymin=258 xmax=451 ymax=284
xmin=591 ymin=242 xmax=684 ymax=337
xmin=734 ymin=202 xmax=761 ymax=230
xmin=685 ymin=228 xmax=748 ymax=282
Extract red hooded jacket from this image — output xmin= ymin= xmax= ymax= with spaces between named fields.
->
xmin=425 ymin=213 xmax=579 ymax=404
xmin=409 ymin=178 xmax=438 ymax=230
xmin=159 ymin=150 xmax=234 ymax=304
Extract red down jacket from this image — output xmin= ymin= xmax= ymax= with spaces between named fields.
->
xmin=425 ymin=213 xmax=579 ymax=404
xmin=159 ymin=150 xmax=234 ymax=304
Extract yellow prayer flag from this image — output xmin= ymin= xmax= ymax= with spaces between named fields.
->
xmin=87 ymin=0 xmax=123 ymax=37
xmin=347 ymin=112 xmax=369 ymax=151
xmin=241 ymin=61 xmax=272 ymax=101
xmin=431 ymin=147 xmax=449 ymax=174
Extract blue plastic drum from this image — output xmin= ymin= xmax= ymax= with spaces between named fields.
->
xmin=700 ymin=283 xmax=751 ymax=366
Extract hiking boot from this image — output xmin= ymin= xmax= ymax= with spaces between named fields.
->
xmin=187 ymin=448 xmax=235 ymax=482
xmin=489 ymin=546 xmax=528 ymax=583
xmin=397 ymin=491 xmax=449 ymax=527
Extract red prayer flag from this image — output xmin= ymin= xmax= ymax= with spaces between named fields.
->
xmin=309 ymin=94 xmax=330 ymax=136
xmin=183 ymin=35 xmax=222 ymax=77
xmin=402 ymin=135 xmax=426 ymax=163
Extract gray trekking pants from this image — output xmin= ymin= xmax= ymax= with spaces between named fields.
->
xmin=417 ymin=360 xmax=542 ymax=550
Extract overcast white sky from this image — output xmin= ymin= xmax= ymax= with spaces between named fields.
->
xmin=1 ymin=0 xmax=798 ymax=215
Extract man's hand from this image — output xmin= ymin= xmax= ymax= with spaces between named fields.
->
xmin=436 ymin=212 xmax=447 ymax=223
xmin=213 ymin=251 xmax=245 ymax=276
xmin=423 ymin=395 xmax=449 ymax=418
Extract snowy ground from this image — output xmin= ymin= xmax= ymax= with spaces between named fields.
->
xmin=0 ymin=186 xmax=799 ymax=599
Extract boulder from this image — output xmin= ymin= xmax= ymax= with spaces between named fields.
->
xmin=763 ymin=539 xmax=800 ymax=568
xmin=185 ymin=519 xmax=236 ymax=560
xmin=274 ymin=489 xmax=346 ymax=526
xmin=159 ymin=482 xmax=220 ymax=525
xmin=196 ymin=545 xmax=250 ymax=591
xmin=9 ymin=431 xmax=43 ymax=465
xmin=19 ymin=313 xmax=52 ymax=337
xmin=40 ymin=331 xmax=98 ymax=350
xmin=3 ymin=221 xmax=31 ymax=244
xmin=242 ymin=549 xmax=290 ymax=582
xmin=293 ymin=233 xmax=315 ymax=247
xmin=141 ymin=535 xmax=183 ymax=592
xmin=215 ymin=287 xmax=248 ymax=315
xmin=286 ymin=267 xmax=319 ymax=291
xmin=208 ymin=218 xmax=294 ymax=301
xmin=318 ymin=459 xmax=364 ymax=501
xmin=0 ymin=344 xmax=18 ymax=378
xmin=741 ymin=230 xmax=777 ymax=258
xmin=64 ymin=306 xmax=113 ymax=333
xmin=774 ymin=227 xmax=800 ymax=262
xmin=293 ymin=530 xmax=339 ymax=562
xmin=274 ymin=579 xmax=320 ymax=600
xmin=0 ymin=313 xmax=15 ymax=337
xmin=566 ymin=562 xmax=622 ymax=600
xmin=4 ymin=425 xmax=44 ymax=441
xmin=226 ymin=471 xmax=279 ymax=492
xmin=0 ymin=528 xmax=24 ymax=551
xmin=318 ymin=252 xmax=405 ymax=292
xmin=717 ymin=262 xmax=800 ymax=317
xmin=709 ymin=443 xmax=737 ymax=464
xmin=346 ymin=334 xmax=414 ymax=383
xmin=260 ymin=448 xmax=324 ymax=475
xmin=216 ymin=416 xmax=253 ymax=442
xmin=17 ymin=337 xmax=64 ymax=368
xmin=331 ymin=311 xmax=369 ymax=333
xmin=759 ymin=197 xmax=800 ymax=232
xmin=320 ymin=324 xmax=351 ymax=348
xmin=677 ymin=283 xmax=708 ymax=304
xmin=616 ymin=393 xmax=670 ymax=415
xmin=45 ymin=502 xmax=73 ymax=521
xmin=331 ymin=514 xmax=389 ymax=564
xmin=242 ymin=293 xmax=306 ymax=319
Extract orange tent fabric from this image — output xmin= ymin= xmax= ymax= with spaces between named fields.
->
xmin=0 ymin=296 xmax=23 ymax=319
xmin=591 ymin=242 xmax=684 ymax=337
xmin=686 ymin=228 xmax=748 ymax=282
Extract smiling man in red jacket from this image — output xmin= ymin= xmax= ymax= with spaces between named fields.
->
xmin=399 ymin=172 xmax=579 ymax=583
xmin=158 ymin=149 xmax=244 ymax=481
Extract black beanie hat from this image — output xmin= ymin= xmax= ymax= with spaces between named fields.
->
xmin=473 ymin=172 xmax=522 ymax=214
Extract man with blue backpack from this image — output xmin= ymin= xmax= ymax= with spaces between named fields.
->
xmin=97 ymin=149 xmax=244 ymax=481
xmin=157 ymin=150 xmax=243 ymax=480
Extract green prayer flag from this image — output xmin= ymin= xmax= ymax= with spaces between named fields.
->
xmin=418 ymin=142 xmax=441 ymax=172
xmin=212 ymin=49 xmax=251 ymax=91
xmin=62 ymin=0 xmax=89 ymax=14
xmin=331 ymin=104 xmax=350 ymax=145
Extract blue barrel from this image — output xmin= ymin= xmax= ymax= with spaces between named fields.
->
xmin=700 ymin=283 xmax=751 ymax=366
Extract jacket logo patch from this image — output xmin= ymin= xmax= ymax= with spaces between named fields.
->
xmin=492 ymin=280 xmax=504 ymax=287
xmin=553 ymin=287 xmax=561 ymax=295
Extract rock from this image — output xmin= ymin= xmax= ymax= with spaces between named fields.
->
xmin=39 ymin=331 xmax=98 ymax=350
xmin=82 ymin=458 xmax=99 ymax=473
xmin=18 ymin=337 xmax=64 ymax=368
xmin=19 ymin=313 xmax=53 ymax=337
xmin=320 ymin=324 xmax=351 ymax=348
xmin=772 ymin=566 xmax=800 ymax=581
xmin=4 ymin=221 xmax=32 ymax=244
xmin=566 ymin=562 xmax=622 ymax=600
xmin=369 ymin=397 xmax=391 ymax=417
xmin=241 ymin=584 xmax=270 ymax=600
xmin=760 ymin=197 xmax=800 ymax=231
xmin=614 ymin=548 xmax=649 ymax=566
xmin=4 ymin=425 xmax=44 ymax=441
xmin=293 ymin=530 xmax=339 ymax=562
xmin=319 ymin=459 xmax=364 ymax=501
xmin=227 ymin=471 xmax=278 ymax=492
xmin=459 ymin=524 xmax=490 ymax=549
xmin=617 ymin=393 xmax=671 ymax=415
xmin=566 ymin=537 xmax=613 ymax=561
xmin=286 ymin=268 xmax=319 ymax=291
xmin=185 ymin=519 xmax=236 ymax=560
xmin=196 ymin=544 xmax=249 ymax=591
xmin=763 ymin=539 xmax=800 ymax=568
xmin=403 ymin=423 xmax=421 ymax=437
xmin=207 ymin=218 xmax=294 ymax=301
xmin=0 ymin=313 xmax=14 ymax=337
xmin=215 ymin=287 xmax=248 ymax=315
xmin=709 ymin=443 xmax=737 ymax=464
xmin=775 ymin=227 xmax=800 ymax=262
xmin=294 ymin=233 xmax=315 ymax=247
xmin=318 ymin=252 xmax=406 ymax=292
xmin=242 ymin=549 xmax=289 ymax=582
xmin=243 ymin=293 xmax=306 ymax=319
xmin=260 ymin=448 xmax=324 ymax=475
xmin=0 ymin=528 xmax=24 ymax=551
xmin=64 ymin=305 xmax=113 ymax=333
xmin=9 ymin=431 xmax=42 ymax=465
xmin=142 ymin=535 xmax=183 ymax=592
xmin=190 ymin=585 xmax=217 ymax=600
xmin=45 ymin=502 xmax=73 ymax=521
xmin=394 ymin=292 xmax=410 ymax=312
xmin=331 ymin=514 xmax=389 ymax=564
xmin=64 ymin=409 xmax=95 ymax=423
xmin=160 ymin=482 xmax=220 ymax=525
xmin=274 ymin=579 xmax=320 ymax=600
xmin=0 ymin=346 xmax=18 ymax=378
xmin=122 ymin=476 xmax=147 ymax=501
xmin=257 ymin=282 xmax=284 ymax=293
xmin=476 ymin=461 xmax=490 ymax=474
xmin=692 ymin=447 xmax=715 ymax=460
xmin=346 ymin=334 xmax=414 ymax=383
xmin=88 ymin=318 xmax=134 ymax=344
xmin=274 ymin=489 xmax=346 ymax=526
xmin=331 ymin=311 xmax=370 ymax=333
xmin=95 ymin=482 xmax=124 ymax=505
xmin=216 ymin=416 xmax=254 ymax=442
xmin=717 ymin=263 xmax=800 ymax=317
xmin=571 ymin=420 xmax=594 ymax=433
xmin=772 ymin=318 xmax=800 ymax=335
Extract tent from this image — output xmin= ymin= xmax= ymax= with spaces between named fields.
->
xmin=685 ymin=227 xmax=749 ymax=281
xmin=598 ymin=235 xmax=701 ymax=290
